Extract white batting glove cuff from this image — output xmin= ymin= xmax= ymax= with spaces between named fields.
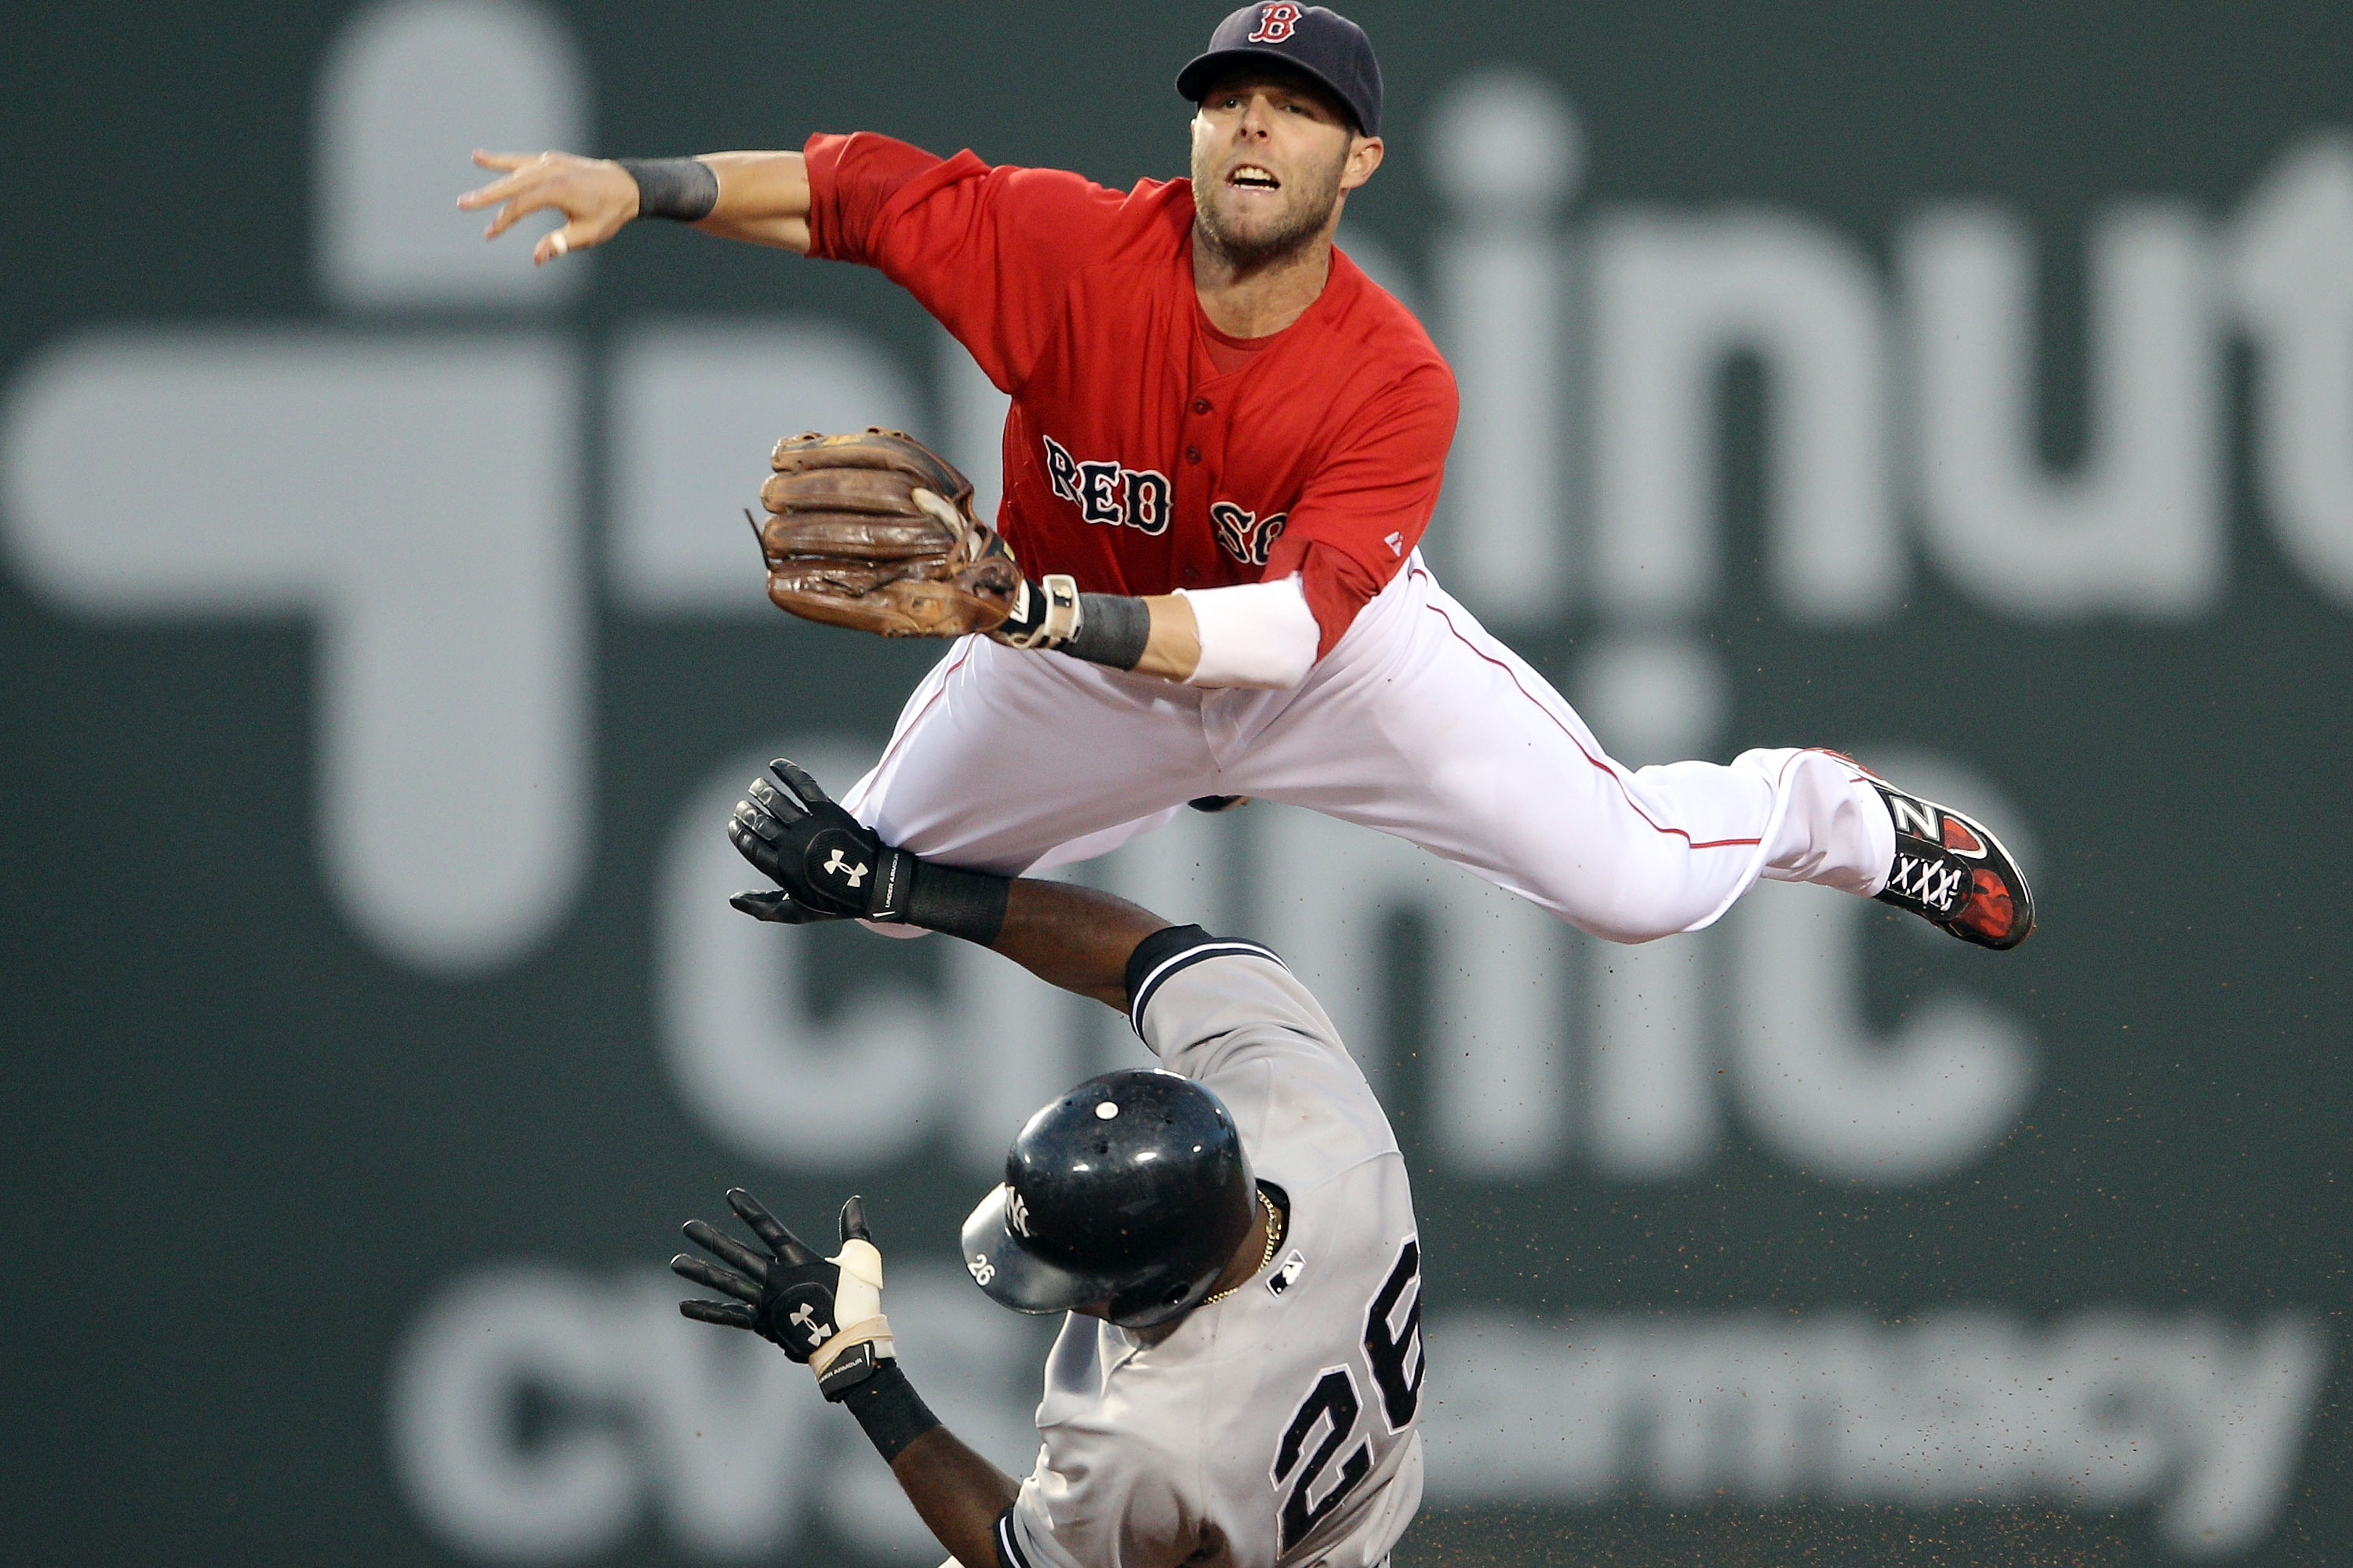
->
xmin=994 ymin=573 xmax=1083 ymax=650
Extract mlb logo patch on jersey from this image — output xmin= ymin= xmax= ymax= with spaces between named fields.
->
xmin=1267 ymin=1249 xmax=1307 ymax=1295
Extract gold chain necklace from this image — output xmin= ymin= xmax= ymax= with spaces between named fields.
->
xmin=1200 ymin=1189 xmax=1284 ymax=1307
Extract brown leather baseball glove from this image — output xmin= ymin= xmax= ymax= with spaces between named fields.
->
xmin=755 ymin=428 xmax=1024 ymax=638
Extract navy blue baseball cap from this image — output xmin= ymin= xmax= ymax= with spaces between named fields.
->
xmin=1176 ymin=4 xmax=1383 ymax=137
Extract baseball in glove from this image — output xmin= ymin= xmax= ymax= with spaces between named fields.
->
xmin=755 ymin=428 xmax=1024 ymax=638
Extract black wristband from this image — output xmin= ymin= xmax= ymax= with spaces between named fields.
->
xmin=904 ymin=860 xmax=1013 ymax=946
xmin=1065 ymin=593 xmax=1152 ymax=671
xmin=838 ymin=1362 xmax=942 ymax=1463
xmin=616 ymin=157 xmax=718 ymax=222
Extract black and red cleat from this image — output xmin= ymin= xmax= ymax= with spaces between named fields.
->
xmin=1824 ymin=755 xmax=2037 ymax=951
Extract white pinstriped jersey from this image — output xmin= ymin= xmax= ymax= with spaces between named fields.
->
xmin=995 ymin=935 xmax=1425 ymax=1568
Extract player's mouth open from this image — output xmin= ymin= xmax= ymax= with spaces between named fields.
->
xmin=1227 ymin=165 xmax=1280 ymax=190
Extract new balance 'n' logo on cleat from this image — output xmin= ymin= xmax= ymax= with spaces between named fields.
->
xmin=1824 ymin=756 xmax=2037 ymax=951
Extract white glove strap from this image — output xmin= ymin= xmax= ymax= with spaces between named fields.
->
xmin=809 ymin=1314 xmax=896 ymax=1380
xmin=997 ymin=574 xmax=1082 ymax=650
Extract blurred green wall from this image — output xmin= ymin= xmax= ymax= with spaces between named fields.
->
xmin=2 ymin=2 xmax=2348 ymax=1564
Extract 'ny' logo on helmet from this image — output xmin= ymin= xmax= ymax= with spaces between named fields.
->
xmin=1249 ymin=2 xmax=1303 ymax=43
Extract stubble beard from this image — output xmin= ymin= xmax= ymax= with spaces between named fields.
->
xmin=1191 ymin=141 xmax=1350 ymax=271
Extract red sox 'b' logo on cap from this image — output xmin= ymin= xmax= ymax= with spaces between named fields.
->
xmin=1249 ymin=2 xmax=1303 ymax=43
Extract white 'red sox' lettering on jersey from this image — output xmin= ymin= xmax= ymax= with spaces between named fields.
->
xmin=997 ymin=940 xmax=1424 ymax=1568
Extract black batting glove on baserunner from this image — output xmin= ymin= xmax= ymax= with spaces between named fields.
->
xmin=727 ymin=757 xmax=1011 ymax=943
xmin=671 ymin=1188 xmax=944 ymax=1461
xmin=673 ymin=1188 xmax=899 ymax=1400
xmin=727 ymin=759 xmax=909 ymax=923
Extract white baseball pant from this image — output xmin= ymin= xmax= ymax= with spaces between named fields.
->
xmin=842 ymin=555 xmax=1893 ymax=944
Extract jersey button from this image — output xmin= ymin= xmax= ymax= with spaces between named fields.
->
xmin=1191 ymin=398 xmax=1212 ymax=415
xmin=1185 ymin=446 xmax=1202 ymax=464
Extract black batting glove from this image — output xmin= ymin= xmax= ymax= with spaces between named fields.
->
xmin=726 ymin=757 xmax=1014 ymax=945
xmin=728 ymin=759 xmax=917 ymax=924
xmin=672 ymin=1188 xmax=892 ymax=1399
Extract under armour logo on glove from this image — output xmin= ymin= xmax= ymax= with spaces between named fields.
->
xmin=726 ymin=759 xmax=914 ymax=923
xmin=673 ymin=1189 xmax=896 ymax=1402
xmin=787 ymin=1301 xmax=834 ymax=1345
xmin=674 ymin=1188 xmax=858 ymax=1362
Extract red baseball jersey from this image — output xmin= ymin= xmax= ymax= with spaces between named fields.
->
xmin=803 ymin=132 xmax=1459 ymax=655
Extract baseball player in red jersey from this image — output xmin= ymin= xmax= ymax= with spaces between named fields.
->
xmin=460 ymin=3 xmax=2035 ymax=952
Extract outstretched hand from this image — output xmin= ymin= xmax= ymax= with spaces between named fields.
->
xmin=673 ymin=1188 xmax=895 ymax=1399
xmin=457 ymin=149 xmax=638 ymax=264
xmin=673 ymin=1188 xmax=867 ymax=1355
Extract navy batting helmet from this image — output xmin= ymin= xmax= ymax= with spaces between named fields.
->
xmin=960 ymin=1068 xmax=1257 ymax=1329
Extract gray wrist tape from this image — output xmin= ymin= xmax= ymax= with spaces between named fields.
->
xmin=616 ymin=157 xmax=718 ymax=221
xmin=1066 ymin=593 xmax=1152 ymax=670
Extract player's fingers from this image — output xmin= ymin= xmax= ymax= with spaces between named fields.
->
xmin=671 ymin=1253 xmax=763 ymax=1304
xmin=482 ymin=192 xmax=549 ymax=239
xmin=769 ymin=759 xmax=834 ymax=812
xmin=681 ymin=1218 xmax=770 ymax=1282
xmin=838 ymin=1194 xmax=872 ymax=1245
xmin=678 ymin=1298 xmax=759 ymax=1330
xmin=728 ymin=825 xmax=790 ymax=888
xmin=731 ymin=890 xmax=835 ymax=924
xmin=727 ymin=1187 xmax=822 ymax=1264
xmin=747 ymin=775 xmax=809 ymax=826
xmin=532 ymin=221 xmax=591 ymax=266
xmin=730 ymin=889 xmax=784 ymax=920
xmin=456 ymin=167 xmax=533 ymax=211
xmin=733 ymin=797 xmax=785 ymax=843
xmin=458 ymin=152 xmax=556 ymax=212
xmin=728 ymin=820 xmax=776 ymax=873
